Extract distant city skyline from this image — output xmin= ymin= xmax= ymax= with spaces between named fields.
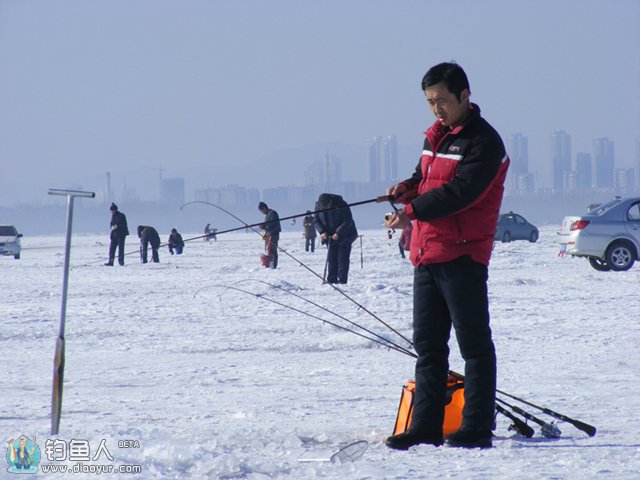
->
xmin=1 ymin=1 xmax=639 ymax=206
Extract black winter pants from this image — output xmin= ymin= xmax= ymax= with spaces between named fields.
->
xmin=326 ymin=241 xmax=352 ymax=284
xmin=411 ymin=255 xmax=496 ymax=434
xmin=108 ymin=236 xmax=126 ymax=265
xmin=140 ymin=241 xmax=160 ymax=263
xmin=305 ymin=237 xmax=315 ymax=252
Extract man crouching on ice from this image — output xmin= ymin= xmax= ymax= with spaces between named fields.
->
xmin=385 ymin=62 xmax=509 ymax=450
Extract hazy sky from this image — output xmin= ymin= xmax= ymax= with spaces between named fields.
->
xmin=1 ymin=0 xmax=639 ymax=205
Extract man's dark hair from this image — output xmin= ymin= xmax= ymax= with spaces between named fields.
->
xmin=421 ymin=62 xmax=470 ymax=101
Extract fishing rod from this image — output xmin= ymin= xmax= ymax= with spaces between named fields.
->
xmin=495 ymin=397 xmax=561 ymax=438
xmin=185 ymin=202 xmax=597 ymax=439
xmin=494 ymin=389 xmax=596 ymax=437
xmin=229 ymin=279 xmax=417 ymax=358
xmin=494 ymin=404 xmax=534 ymax=438
xmin=181 ymin=200 xmax=414 ymax=347
xmin=235 ymin=280 xmax=565 ymax=438
xmin=178 ymin=195 xmax=394 ymax=246
xmin=197 ymin=284 xmax=416 ymax=357
xmin=205 ymin=281 xmax=552 ymax=436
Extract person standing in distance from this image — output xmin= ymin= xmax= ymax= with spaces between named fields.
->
xmin=303 ymin=210 xmax=317 ymax=252
xmin=105 ymin=203 xmax=129 ymax=266
xmin=258 ymin=201 xmax=281 ymax=268
xmin=384 ymin=62 xmax=509 ymax=450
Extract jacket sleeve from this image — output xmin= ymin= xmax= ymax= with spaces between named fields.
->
xmin=406 ymin=133 xmax=503 ymax=222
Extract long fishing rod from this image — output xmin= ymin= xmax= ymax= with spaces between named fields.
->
xmin=176 ymin=196 xmax=394 ymax=247
xmin=181 ymin=200 xmax=414 ymax=347
xmin=197 ymin=284 xmax=416 ymax=357
xmin=185 ymin=202 xmax=597 ymax=439
xmin=230 ymin=279 xmax=417 ymax=358
xmin=203 ymin=281 xmax=551 ymax=436
xmin=495 ymin=397 xmax=561 ymax=438
xmin=447 ymin=372 xmax=596 ymax=437
xmin=495 ymin=389 xmax=596 ymax=437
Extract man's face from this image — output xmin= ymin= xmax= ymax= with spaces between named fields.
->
xmin=424 ymin=82 xmax=470 ymax=128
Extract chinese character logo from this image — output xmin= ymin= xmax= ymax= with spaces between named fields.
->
xmin=6 ymin=435 xmax=41 ymax=474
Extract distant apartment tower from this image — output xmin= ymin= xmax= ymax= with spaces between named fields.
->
xmin=614 ymin=168 xmax=635 ymax=194
xmin=550 ymin=130 xmax=571 ymax=192
xmin=161 ymin=177 xmax=185 ymax=206
xmin=382 ymin=135 xmax=398 ymax=182
xmin=516 ymin=173 xmax=535 ymax=193
xmin=575 ymin=153 xmax=592 ymax=190
xmin=304 ymin=162 xmax=324 ymax=186
xmin=105 ymin=171 xmax=113 ymax=206
xmin=506 ymin=133 xmax=528 ymax=193
xmin=593 ymin=137 xmax=614 ymax=189
xmin=324 ymin=153 xmax=342 ymax=185
xmin=507 ymin=133 xmax=529 ymax=175
xmin=367 ymin=136 xmax=382 ymax=183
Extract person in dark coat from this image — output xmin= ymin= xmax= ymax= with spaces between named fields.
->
xmin=137 ymin=225 xmax=161 ymax=263
xmin=398 ymin=222 xmax=413 ymax=258
xmin=303 ymin=211 xmax=316 ymax=252
xmin=105 ymin=203 xmax=129 ymax=266
xmin=168 ymin=228 xmax=185 ymax=255
xmin=258 ymin=201 xmax=281 ymax=268
xmin=314 ymin=193 xmax=358 ymax=284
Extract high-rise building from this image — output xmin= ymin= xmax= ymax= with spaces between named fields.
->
xmin=550 ymin=131 xmax=571 ymax=192
xmin=382 ymin=135 xmax=398 ymax=182
xmin=614 ymin=168 xmax=634 ymax=194
xmin=507 ymin=133 xmax=529 ymax=175
xmin=161 ymin=177 xmax=185 ymax=206
xmin=324 ymin=153 xmax=342 ymax=185
xmin=593 ymin=137 xmax=615 ymax=189
xmin=367 ymin=136 xmax=382 ymax=183
xmin=506 ymin=133 xmax=528 ymax=193
xmin=576 ymin=152 xmax=592 ymax=190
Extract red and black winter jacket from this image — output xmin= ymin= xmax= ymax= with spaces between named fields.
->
xmin=400 ymin=104 xmax=509 ymax=266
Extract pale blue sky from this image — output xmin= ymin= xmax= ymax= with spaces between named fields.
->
xmin=1 ymin=0 xmax=639 ymax=204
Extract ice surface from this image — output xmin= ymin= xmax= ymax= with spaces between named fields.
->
xmin=2 ymin=227 xmax=639 ymax=479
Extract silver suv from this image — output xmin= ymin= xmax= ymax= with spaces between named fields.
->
xmin=0 ymin=225 xmax=22 ymax=259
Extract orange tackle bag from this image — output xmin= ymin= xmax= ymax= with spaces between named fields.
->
xmin=392 ymin=375 xmax=464 ymax=437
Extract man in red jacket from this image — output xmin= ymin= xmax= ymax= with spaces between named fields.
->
xmin=385 ymin=62 xmax=509 ymax=450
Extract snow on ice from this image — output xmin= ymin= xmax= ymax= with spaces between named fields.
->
xmin=2 ymin=226 xmax=639 ymax=479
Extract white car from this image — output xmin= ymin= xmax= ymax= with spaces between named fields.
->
xmin=0 ymin=225 xmax=22 ymax=259
xmin=558 ymin=197 xmax=640 ymax=271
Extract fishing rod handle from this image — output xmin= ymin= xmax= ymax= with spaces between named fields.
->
xmin=542 ymin=408 xmax=596 ymax=437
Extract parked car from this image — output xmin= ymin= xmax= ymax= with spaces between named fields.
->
xmin=494 ymin=212 xmax=539 ymax=243
xmin=557 ymin=196 xmax=640 ymax=271
xmin=0 ymin=225 xmax=22 ymax=259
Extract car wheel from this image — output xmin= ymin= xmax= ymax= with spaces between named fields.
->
xmin=502 ymin=231 xmax=511 ymax=243
xmin=14 ymin=253 xmax=20 ymax=260
xmin=588 ymin=257 xmax=611 ymax=272
xmin=529 ymin=230 xmax=538 ymax=243
xmin=606 ymin=240 xmax=636 ymax=271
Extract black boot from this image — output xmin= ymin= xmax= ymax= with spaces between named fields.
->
xmin=445 ymin=428 xmax=493 ymax=449
xmin=385 ymin=431 xmax=443 ymax=450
